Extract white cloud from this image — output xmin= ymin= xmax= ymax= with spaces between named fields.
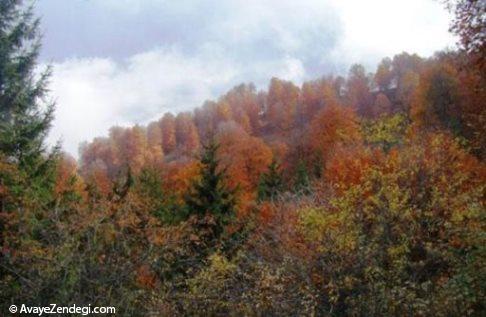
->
xmin=47 ymin=47 xmax=306 ymax=156
xmin=328 ymin=0 xmax=456 ymax=68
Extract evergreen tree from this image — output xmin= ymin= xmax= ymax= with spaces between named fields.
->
xmin=185 ymin=140 xmax=236 ymax=236
xmin=294 ymin=160 xmax=310 ymax=194
xmin=0 ymin=2 xmax=58 ymax=308
xmin=257 ymin=159 xmax=283 ymax=202
xmin=312 ymin=150 xmax=324 ymax=178
xmin=0 ymin=1 xmax=55 ymax=171
xmin=0 ymin=0 xmax=57 ymax=202
xmin=136 ymin=167 xmax=181 ymax=225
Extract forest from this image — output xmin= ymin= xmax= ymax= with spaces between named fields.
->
xmin=0 ymin=0 xmax=485 ymax=316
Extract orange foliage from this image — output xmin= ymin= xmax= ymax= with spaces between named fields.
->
xmin=324 ymin=145 xmax=384 ymax=193
xmin=407 ymin=132 xmax=486 ymax=195
xmin=175 ymin=112 xmax=200 ymax=153
xmin=266 ymin=78 xmax=300 ymax=133
xmin=216 ymin=122 xmax=273 ymax=199
xmin=374 ymin=57 xmax=393 ymax=91
xmin=410 ymin=63 xmax=461 ymax=132
xmin=222 ymin=84 xmax=262 ymax=134
xmin=54 ymin=153 xmax=85 ymax=198
xmin=457 ymin=69 xmax=486 ymax=157
xmin=160 ymin=113 xmax=177 ymax=154
xmin=257 ymin=201 xmax=276 ymax=224
xmin=163 ymin=160 xmax=200 ymax=203
xmin=80 ymin=137 xmax=118 ymax=179
xmin=308 ymin=103 xmax=362 ymax=160
xmin=346 ymin=64 xmax=373 ymax=117
xmin=122 ymin=126 xmax=150 ymax=173
xmin=80 ymin=125 xmax=161 ymax=179
xmin=268 ymin=140 xmax=289 ymax=162
xmin=299 ymin=78 xmax=340 ymax=124
xmin=145 ymin=124 xmax=165 ymax=169
xmin=214 ymin=101 xmax=233 ymax=127
xmin=84 ymin=161 xmax=112 ymax=196
xmin=135 ymin=264 xmax=158 ymax=289
xmin=373 ymin=93 xmax=392 ymax=117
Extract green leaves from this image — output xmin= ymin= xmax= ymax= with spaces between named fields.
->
xmin=258 ymin=159 xmax=284 ymax=202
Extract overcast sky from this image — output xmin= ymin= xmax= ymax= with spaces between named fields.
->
xmin=35 ymin=0 xmax=456 ymax=157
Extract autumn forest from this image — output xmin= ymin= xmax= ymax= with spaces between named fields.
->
xmin=0 ymin=0 xmax=485 ymax=316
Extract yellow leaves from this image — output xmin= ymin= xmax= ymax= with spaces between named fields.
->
xmin=98 ymin=223 xmax=117 ymax=244
xmin=298 ymin=207 xmax=357 ymax=253
xmin=188 ymin=253 xmax=236 ymax=294
xmin=387 ymin=244 xmax=409 ymax=260
xmin=256 ymin=266 xmax=285 ymax=293
xmin=361 ymin=113 xmax=408 ymax=151
xmin=208 ymin=253 xmax=237 ymax=274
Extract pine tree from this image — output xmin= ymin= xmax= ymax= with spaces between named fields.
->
xmin=0 ymin=1 xmax=57 ymax=222
xmin=294 ymin=160 xmax=310 ymax=194
xmin=0 ymin=1 xmax=55 ymax=172
xmin=257 ymin=159 xmax=283 ymax=202
xmin=185 ymin=140 xmax=236 ymax=237
xmin=136 ymin=167 xmax=181 ymax=225
xmin=0 ymin=2 xmax=58 ymax=307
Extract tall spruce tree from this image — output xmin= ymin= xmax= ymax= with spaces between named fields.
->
xmin=0 ymin=1 xmax=55 ymax=173
xmin=257 ymin=159 xmax=283 ymax=202
xmin=185 ymin=140 xmax=236 ymax=236
xmin=0 ymin=1 xmax=58 ymax=308
xmin=294 ymin=160 xmax=310 ymax=194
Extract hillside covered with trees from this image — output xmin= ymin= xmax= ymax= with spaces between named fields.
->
xmin=1 ymin=0 xmax=485 ymax=316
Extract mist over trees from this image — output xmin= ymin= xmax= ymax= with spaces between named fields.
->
xmin=1 ymin=0 xmax=485 ymax=316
